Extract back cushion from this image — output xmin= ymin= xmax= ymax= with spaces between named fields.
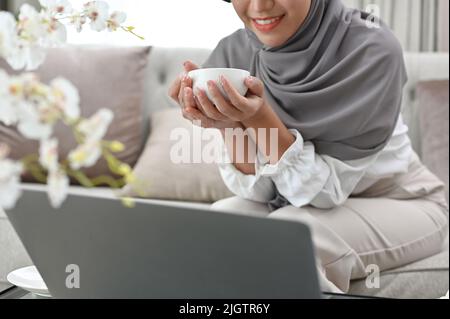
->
xmin=0 ymin=45 xmax=150 ymax=182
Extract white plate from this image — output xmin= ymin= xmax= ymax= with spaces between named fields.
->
xmin=7 ymin=266 xmax=51 ymax=297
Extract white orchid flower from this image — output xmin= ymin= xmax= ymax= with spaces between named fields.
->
xmin=50 ymin=77 xmax=80 ymax=121
xmin=41 ymin=16 xmax=67 ymax=46
xmin=0 ymin=99 xmax=18 ymax=126
xmin=12 ymin=5 xmax=61 ymax=70
xmin=3 ymin=1 xmax=138 ymax=71
xmin=5 ymin=3 xmax=65 ymax=70
xmin=0 ymin=12 xmax=17 ymax=59
xmin=17 ymin=4 xmax=46 ymax=43
xmin=39 ymin=138 xmax=59 ymax=172
xmin=84 ymin=1 xmax=109 ymax=32
xmin=6 ymin=41 xmax=47 ymax=71
xmin=70 ymin=12 xmax=87 ymax=33
xmin=78 ymin=108 xmax=114 ymax=141
xmin=0 ymin=71 xmax=19 ymax=126
xmin=0 ymin=158 xmax=23 ymax=210
xmin=10 ymin=74 xmax=61 ymax=139
xmin=47 ymin=169 xmax=69 ymax=209
xmin=68 ymin=138 xmax=102 ymax=170
xmin=39 ymin=0 xmax=73 ymax=15
xmin=0 ymin=69 xmax=10 ymax=91
xmin=18 ymin=119 xmax=53 ymax=140
xmin=17 ymin=102 xmax=53 ymax=140
xmin=107 ymin=11 xmax=126 ymax=32
xmin=69 ymin=108 xmax=113 ymax=169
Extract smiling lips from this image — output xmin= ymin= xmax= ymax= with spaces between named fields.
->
xmin=252 ymin=15 xmax=284 ymax=32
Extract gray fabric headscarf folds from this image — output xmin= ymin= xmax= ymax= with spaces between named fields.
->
xmin=203 ymin=0 xmax=408 ymax=209
xmin=203 ymin=0 xmax=408 ymax=161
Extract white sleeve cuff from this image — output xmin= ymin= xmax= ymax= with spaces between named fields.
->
xmin=256 ymin=129 xmax=304 ymax=177
xmin=217 ymin=142 xmax=275 ymax=203
xmin=257 ymin=129 xmax=331 ymax=207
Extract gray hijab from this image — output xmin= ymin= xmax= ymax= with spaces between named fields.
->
xmin=203 ymin=0 xmax=408 ymax=162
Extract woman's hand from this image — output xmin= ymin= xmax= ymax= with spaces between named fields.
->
xmin=168 ymin=61 xmax=240 ymax=129
xmin=194 ymin=75 xmax=267 ymax=123
xmin=168 ymin=60 xmax=198 ymax=109
xmin=184 ymin=85 xmax=243 ymax=130
xmin=197 ymin=75 xmax=296 ymax=165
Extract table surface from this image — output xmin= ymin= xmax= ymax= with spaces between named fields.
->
xmin=0 ymin=285 xmax=377 ymax=299
xmin=0 ymin=286 xmax=43 ymax=299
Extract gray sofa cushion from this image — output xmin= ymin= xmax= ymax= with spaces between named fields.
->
xmin=417 ymin=80 xmax=449 ymax=203
xmin=401 ymin=53 xmax=450 ymax=155
xmin=349 ymin=249 xmax=449 ymax=299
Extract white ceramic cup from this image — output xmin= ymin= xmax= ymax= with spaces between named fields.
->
xmin=188 ymin=68 xmax=250 ymax=102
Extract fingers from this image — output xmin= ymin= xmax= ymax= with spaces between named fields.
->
xmin=194 ymin=88 xmax=229 ymax=121
xmin=183 ymin=60 xmax=199 ymax=72
xmin=182 ymin=86 xmax=212 ymax=128
xmin=168 ymin=60 xmax=198 ymax=104
xmin=168 ymin=73 xmax=183 ymax=103
xmin=207 ymin=80 xmax=243 ymax=121
xmin=178 ymin=60 xmax=199 ymax=107
xmin=222 ymin=75 xmax=265 ymax=116
xmin=220 ymin=75 xmax=253 ymax=113
xmin=183 ymin=106 xmax=213 ymax=128
xmin=177 ymin=74 xmax=192 ymax=108
xmin=181 ymin=86 xmax=198 ymax=123
xmin=183 ymin=87 xmax=197 ymax=110
xmin=244 ymin=76 xmax=264 ymax=97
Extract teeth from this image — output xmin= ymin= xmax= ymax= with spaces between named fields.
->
xmin=255 ymin=17 xmax=280 ymax=25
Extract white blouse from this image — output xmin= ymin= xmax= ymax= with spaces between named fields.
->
xmin=217 ymin=115 xmax=413 ymax=209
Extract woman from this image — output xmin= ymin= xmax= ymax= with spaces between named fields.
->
xmin=169 ymin=0 xmax=448 ymax=293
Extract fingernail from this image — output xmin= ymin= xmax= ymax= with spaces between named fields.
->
xmin=246 ymin=76 xmax=254 ymax=84
xmin=194 ymin=88 xmax=200 ymax=96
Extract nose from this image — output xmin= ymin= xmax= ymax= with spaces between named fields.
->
xmin=250 ymin=0 xmax=275 ymax=13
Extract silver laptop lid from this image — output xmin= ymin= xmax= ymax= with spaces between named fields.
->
xmin=5 ymin=189 xmax=321 ymax=299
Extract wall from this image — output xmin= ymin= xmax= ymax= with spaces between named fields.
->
xmin=438 ymin=0 xmax=449 ymax=52
xmin=342 ymin=0 xmax=448 ymax=52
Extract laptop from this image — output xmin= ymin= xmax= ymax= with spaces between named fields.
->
xmin=5 ymin=187 xmax=322 ymax=299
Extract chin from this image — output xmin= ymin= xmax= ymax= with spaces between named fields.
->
xmin=250 ymin=28 xmax=288 ymax=48
xmin=258 ymin=36 xmax=285 ymax=48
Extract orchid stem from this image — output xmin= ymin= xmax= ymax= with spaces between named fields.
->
xmin=120 ymin=26 xmax=145 ymax=40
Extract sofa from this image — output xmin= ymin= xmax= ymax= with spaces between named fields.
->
xmin=1 ymin=46 xmax=449 ymax=298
